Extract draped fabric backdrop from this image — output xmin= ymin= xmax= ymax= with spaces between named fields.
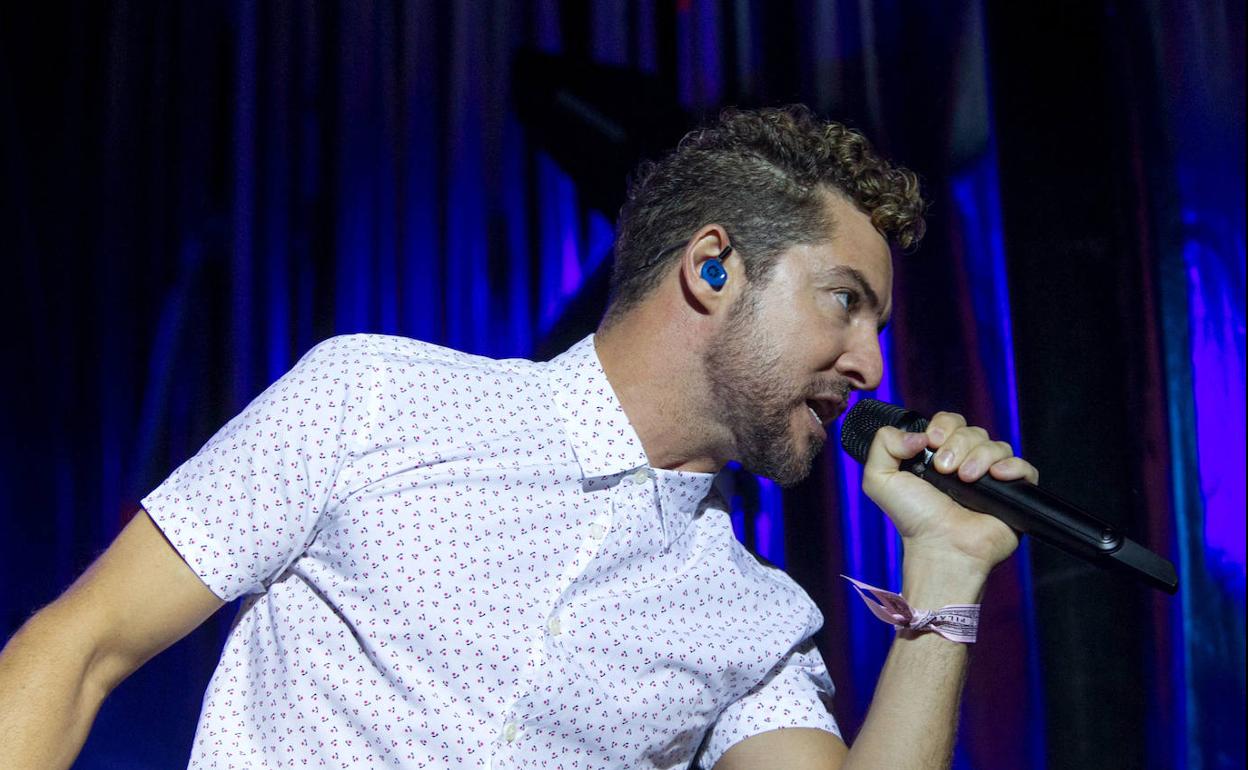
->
xmin=1 ymin=2 xmax=1242 ymax=769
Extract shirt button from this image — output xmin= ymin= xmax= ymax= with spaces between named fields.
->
xmin=629 ymin=468 xmax=651 ymax=485
xmin=502 ymin=722 xmax=519 ymax=743
xmin=588 ymin=522 xmax=607 ymax=540
xmin=547 ymin=616 xmax=563 ymax=636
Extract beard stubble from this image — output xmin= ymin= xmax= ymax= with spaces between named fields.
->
xmin=701 ymin=293 xmax=833 ymax=487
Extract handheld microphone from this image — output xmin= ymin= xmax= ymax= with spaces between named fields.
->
xmin=839 ymin=399 xmax=1178 ymax=594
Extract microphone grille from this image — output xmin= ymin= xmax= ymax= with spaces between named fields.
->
xmin=840 ymin=399 xmax=930 ymax=463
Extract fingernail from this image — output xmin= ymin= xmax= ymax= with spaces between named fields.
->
xmin=937 ymin=449 xmax=955 ymax=468
xmin=930 ymin=428 xmax=946 ymax=443
xmin=961 ymin=460 xmax=981 ymax=478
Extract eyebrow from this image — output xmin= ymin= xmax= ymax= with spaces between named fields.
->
xmin=815 ymin=265 xmax=891 ymax=332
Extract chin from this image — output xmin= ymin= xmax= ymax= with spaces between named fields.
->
xmin=745 ymin=433 xmax=824 ymax=489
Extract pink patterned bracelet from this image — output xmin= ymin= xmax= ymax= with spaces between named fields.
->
xmin=842 ymin=576 xmax=981 ymax=643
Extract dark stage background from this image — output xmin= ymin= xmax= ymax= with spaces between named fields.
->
xmin=1 ymin=2 xmax=1243 ymax=768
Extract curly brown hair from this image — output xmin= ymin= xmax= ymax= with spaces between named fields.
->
xmin=603 ymin=105 xmax=926 ymax=324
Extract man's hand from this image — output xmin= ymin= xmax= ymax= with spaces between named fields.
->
xmin=861 ymin=411 xmax=1039 ymax=580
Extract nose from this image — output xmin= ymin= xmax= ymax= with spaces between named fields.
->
xmin=834 ymin=323 xmax=885 ymax=391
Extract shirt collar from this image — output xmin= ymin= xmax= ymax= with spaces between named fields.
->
xmin=547 ymin=334 xmax=651 ymax=478
xmin=547 ymin=335 xmax=717 ymax=545
xmin=654 ymin=468 xmax=719 ymax=545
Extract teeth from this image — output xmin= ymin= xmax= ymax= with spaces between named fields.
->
xmin=808 ymin=405 xmax=821 ymax=423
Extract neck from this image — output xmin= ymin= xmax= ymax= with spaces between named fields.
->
xmin=594 ymin=307 xmax=729 ymax=474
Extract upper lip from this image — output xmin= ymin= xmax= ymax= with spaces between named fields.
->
xmin=806 ymin=396 xmax=845 ymax=426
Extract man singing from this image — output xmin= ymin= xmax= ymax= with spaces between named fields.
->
xmin=0 ymin=105 xmax=1037 ymax=769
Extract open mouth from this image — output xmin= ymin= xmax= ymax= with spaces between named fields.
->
xmin=805 ymin=397 xmax=843 ymax=428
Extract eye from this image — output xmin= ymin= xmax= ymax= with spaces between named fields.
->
xmin=831 ymin=289 xmax=856 ymax=312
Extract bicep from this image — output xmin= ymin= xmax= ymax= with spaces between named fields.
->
xmin=713 ymin=727 xmax=847 ymax=770
xmin=53 ymin=508 xmax=224 ymax=693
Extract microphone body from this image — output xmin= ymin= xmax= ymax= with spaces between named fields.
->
xmin=840 ymin=400 xmax=1178 ymax=594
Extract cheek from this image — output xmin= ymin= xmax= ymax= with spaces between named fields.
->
xmin=765 ymin=335 xmax=829 ymax=388
xmin=747 ymin=292 xmax=837 ymax=377
xmin=780 ymin=331 xmax=839 ymax=377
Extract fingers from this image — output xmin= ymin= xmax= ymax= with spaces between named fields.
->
xmin=925 ymin=411 xmax=1039 ymax=484
xmin=924 ymin=411 xmax=967 ymax=445
xmin=988 ymin=456 xmax=1040 ymax=484
xmin=929 ymin=424 xmax=995 ymax=481
xmin=867 ymin=409 xmax=1041 ymax=486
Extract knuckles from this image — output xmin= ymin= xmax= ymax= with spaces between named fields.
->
xmin=879 ymin=414 xmax=1033 ymax=472
xmin=930 ymin=410 xmax=967 ymax=428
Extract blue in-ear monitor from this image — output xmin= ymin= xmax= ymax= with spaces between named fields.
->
xmin=701 ymin=258 xmax=728 ymax=290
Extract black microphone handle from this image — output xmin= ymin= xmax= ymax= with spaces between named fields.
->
xmin=906 ymin=452 xmax=1177 ymax=594
xmin=903 ymin=448 xmax=1120 ymax=557
xmin=841 ymin=400 xmax=1178 ymax=594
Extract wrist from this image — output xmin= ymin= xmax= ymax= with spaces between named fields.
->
xmin=900 ymin=552 xmax=989 ymax=607
xmin=843 ymin=575 xmax=982 ymax=644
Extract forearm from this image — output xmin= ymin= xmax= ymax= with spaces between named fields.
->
xmin=840 ymin=559 xmax=986 ymax=770
xmin=0 ymin=605 xmax=110 ymax=770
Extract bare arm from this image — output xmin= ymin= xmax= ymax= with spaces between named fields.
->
xmin=716 ymin=413 xmax=1036 ymax=770
xmin=0 ymin=509 xmax=224 ymax=770
xmin=714 ymin=571 xmax=980 ymax=770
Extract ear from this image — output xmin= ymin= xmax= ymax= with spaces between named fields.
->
xmin=678 ymin=224 xmax=744 ymax=316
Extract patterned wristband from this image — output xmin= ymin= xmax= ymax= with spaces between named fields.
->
xmin=842 ymin=575 xmax=980 ymax=643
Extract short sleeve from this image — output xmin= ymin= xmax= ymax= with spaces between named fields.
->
xmin=695 ymin=638 xmax=842 ymax=769
xmin=141 ymin=335 xmax=375 ymax=601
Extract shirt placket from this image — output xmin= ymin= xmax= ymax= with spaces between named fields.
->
xmin=490 ymin=468 xmax=656 ymax=768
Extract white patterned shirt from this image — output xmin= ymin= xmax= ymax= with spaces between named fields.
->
xmin=142 ymin=333 xmax=840 ymax=769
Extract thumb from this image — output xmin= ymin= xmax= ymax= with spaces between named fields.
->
xmin=862 ymin=426 xmax=929 ymax=483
